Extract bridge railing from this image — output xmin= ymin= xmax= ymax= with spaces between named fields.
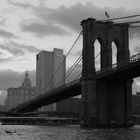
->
xmin=130 ymin=53 xmax=140 ymax=63
xmin=96 ymin=53 xmax=140 ymax=74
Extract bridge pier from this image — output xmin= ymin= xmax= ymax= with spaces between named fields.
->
xmin=81 ymin=18 xmax=134 ymax=128
xmin=81 ymin=77 xmax=97 ymax=127
xmin=81 ymin=78 xmax=134 ymax=128
xmin=125 ymin=79 xmax=134 ymax=126
xmin=108 ymin=79 xmax=134 ymax=127
xmin=97 ymin=80 xmax=108 ymax=126
xmin=108 ymin=80 xmax=126 ymax=127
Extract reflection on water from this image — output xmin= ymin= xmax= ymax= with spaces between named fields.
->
xmin=0 ymin=125 xmax=140 ymax=140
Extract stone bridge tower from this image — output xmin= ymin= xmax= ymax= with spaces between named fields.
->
xmin=81 ymin=18 xmax=134 ymax=128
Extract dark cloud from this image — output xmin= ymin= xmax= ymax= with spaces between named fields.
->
xmin=0 ymin=55 xmax=29 ymax=64
xmin=32 ymin=2 xmax=140 ymax=32
xmin=9 ymin=41 xmax=41 ymax=53
xmin=0 ymin=41 xmax=40 ymax=56
xmin=7 ymin=1 xmax=140 ymax=37
xmin=0 ymin=41 xmax=40 ymax=63
xmin=12 ymin=1 xmax=140 ymax=38
xmin=0 ymin=57 xmax=16 ymax=63
xmin=21 ymin=22 xmax=70 ymax=37
xmin=0 ymin=44 xmax=25 ymax=57
xmin=34 ymin=2 xmax=97 ymax=32
xmin=0 ymin=69 xmax=36 ymax=90
xmin=0 ymin=29 xmax=17 ymax=38
xmin=8 ymin=0 xmax=33 ymax=8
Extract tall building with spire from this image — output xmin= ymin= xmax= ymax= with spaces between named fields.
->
xmin=22 ymin=71 xmax=32 ymax=88
xmin=5 ymin=71 xmax=36 ymax=111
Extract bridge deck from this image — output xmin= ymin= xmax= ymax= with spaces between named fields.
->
xmin=9 ymin=80 xmax=81 ymax=113
xmin=8 ymin=53 xmax=140 ymax=113
xmin=97 ymin=53 xmax=140 ymax=80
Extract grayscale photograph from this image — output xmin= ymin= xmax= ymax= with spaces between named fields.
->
xmin=0 ymin=0 xmax=139 ymax=139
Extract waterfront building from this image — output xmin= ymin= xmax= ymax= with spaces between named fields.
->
xmin=5 ymin=71 xmax=36 ymax=111
xmin=36 ymin=48 xmax=65 ymax=111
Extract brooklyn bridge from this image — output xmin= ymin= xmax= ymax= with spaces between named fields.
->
xmin=5 ymin=15 xmax=140 ymax=128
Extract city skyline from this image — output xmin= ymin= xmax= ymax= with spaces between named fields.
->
xmin=0 ymin=0 xmax=140 ymax=104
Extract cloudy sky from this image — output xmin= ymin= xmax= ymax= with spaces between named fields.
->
xmin=0 ymin=0 xmax=140 ymax=104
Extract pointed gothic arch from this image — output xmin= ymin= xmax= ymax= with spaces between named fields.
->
xmin=111 ymin=37 xmax=121 ymax=67
xmin=93 ymin=36 xmax=104 ymax=71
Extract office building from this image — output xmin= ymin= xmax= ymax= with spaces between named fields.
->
xmin=36 ymin=48 xmax=65 ymax=111
xmin=5 ymin=71 xmax=36 ymax=111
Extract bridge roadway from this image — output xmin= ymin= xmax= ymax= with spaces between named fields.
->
xmin=8 ymin=53 xmax=140 ymax=113
xmin=9 ymin=80 xmax=81 ymax=113
xmin=97 ymin=53 xmax=140 ymax=80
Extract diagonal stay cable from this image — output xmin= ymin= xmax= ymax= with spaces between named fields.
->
xmin=57 ymin=47 xmax=102 ymax=87
xmin=43 ymin=30 xmax=83 ymax=92
xmin=72 ymin=50 xmax=103 ymax=83
xmin=55 ymin=54 xmax=82 ymax=86
xmin=61 ymin=48 xmax=101 ymax=85
xmin=56 ymin=55 xmax=82 ymax=87
xmin=74 ymin=72 xmax=82 ymax=80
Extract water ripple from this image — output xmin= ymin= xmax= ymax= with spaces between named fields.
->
xmin=0 ymin=125 xmax=139 ymax=140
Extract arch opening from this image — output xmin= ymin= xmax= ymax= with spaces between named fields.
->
xmin=111 ymin=41 xmax=118 ymax=68
xmin=94 ymin=38 xmax=102 ymax=71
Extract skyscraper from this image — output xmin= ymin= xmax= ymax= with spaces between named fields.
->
xmin=36 ymin=48 xmax=65 ymax=111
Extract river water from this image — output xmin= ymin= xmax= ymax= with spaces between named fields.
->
xmin=0 ymin=125 xmax=140 ymax=140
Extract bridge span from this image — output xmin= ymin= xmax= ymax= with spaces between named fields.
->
xmin=9 ymin=52 xmax=140 ymax=113
xmin=8 ymin=17 xmax=140 ymax=128
xmin=9 ymin=80 xmax=81 ymax=113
